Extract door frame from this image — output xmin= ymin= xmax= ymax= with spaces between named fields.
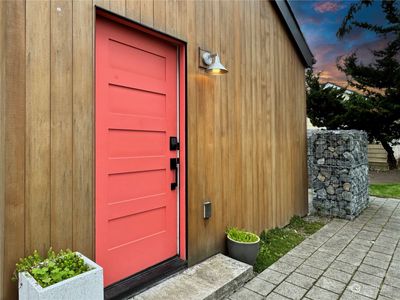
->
xmin=94 ymin=5 xmax=187 ymax=278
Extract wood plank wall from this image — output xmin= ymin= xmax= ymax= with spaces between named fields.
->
xmin=3 ymin=1 xmax=27 ymax=299
xmin=1 ymin=1 xmax=308 ymax=298
xmin=0 ymin=1 xmax=6 ymax=298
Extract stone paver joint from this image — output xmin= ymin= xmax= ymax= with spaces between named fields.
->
xmin=228 ymin=197 xmax=400 ymax=300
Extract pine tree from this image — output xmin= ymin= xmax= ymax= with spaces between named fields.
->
xmin=307 ymin=0 xmax=400 ymax=169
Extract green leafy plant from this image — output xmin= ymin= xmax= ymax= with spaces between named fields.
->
xmin=226 ymin=228 xmax=259 ymax=243
xmin=12 ymin=248 xmax=91 ymax=288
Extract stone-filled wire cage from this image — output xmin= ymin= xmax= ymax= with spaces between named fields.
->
xmin=308 ymin=130 xmax=369 ymax=220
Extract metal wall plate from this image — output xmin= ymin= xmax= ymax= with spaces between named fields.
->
xmin=203 ymin=201 xmax=211 ymax=219
xmin=199 ymin=48 xmax=212 ymax=69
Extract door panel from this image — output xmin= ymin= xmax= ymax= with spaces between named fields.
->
xmin=96 ymin=16 xmax=178 ymax=286
xmin=108 ymin=85 xmax=166 ymax=117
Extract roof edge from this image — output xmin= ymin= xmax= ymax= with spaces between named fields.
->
xmin=272 ymin=0 xmax=314 ymax=67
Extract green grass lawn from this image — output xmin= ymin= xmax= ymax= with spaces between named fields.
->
xmin=254 ymin=216 xmax=325 ymax=273
xmin=369 ymin=184 xmax=400 ymax=199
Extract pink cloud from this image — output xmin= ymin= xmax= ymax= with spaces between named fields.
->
xmin=314 ymin=38 xmax=391 ymax=85
xmin=313 ymin=1 xmax=344 ymax=13
xmin=316 ymin=63 xmax=347 ymax=84
xmin=313 ymin=43 xmax=347 ymax=64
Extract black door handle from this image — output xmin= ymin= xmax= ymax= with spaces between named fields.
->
xmin=170 ymin=158 xmax=179 ymax=190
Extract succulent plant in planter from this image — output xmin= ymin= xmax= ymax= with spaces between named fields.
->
xmin=226 ymin=228 xmax=260 ymax=265
xmin=13 ymin=248 xmax=103 ymax=300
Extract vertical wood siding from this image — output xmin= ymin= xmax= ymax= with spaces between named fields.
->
xmin=0 ymin=1 xmax=5 ymax=298
xmin=50 ymin=0 xmax=73 ymax=252
xmin=72 ymin=0 xmax=94 ymax=261
xmin=1 ymin=1 xmax=308 ymax=298
xmin=3 ymin=1 xmax=26 ymax=298
xmin=25 ymin=0 xmax=51 ymax=256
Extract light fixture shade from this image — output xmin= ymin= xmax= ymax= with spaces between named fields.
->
xmin=206 ymin=54 xmax=228 ymax=75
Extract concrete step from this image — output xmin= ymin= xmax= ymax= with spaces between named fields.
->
xmin=131 ymin=254 xmax=254 ymax=300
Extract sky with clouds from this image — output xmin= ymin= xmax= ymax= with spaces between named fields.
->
xmin=289 ymin=0 xmax=388 ymax=87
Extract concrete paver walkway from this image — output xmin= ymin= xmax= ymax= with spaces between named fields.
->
xmin=228 ymin=197 xmax=400 ymax=300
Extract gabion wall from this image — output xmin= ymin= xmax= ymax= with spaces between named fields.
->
xmin=309 ymin=130 xmax=369 ymax=220
xmin=307 ymin=129 xmax=319 ymax=186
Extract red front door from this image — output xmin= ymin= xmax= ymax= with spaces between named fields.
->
xmin=95 ymin=16 xmax=180 ymax=286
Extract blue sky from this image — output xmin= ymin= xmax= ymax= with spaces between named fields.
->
xmin=290 ymin=0 xmax=388 ymax=86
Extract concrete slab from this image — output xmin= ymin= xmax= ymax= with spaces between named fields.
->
xmin=131 ymin=254 xmax=253 ymax=300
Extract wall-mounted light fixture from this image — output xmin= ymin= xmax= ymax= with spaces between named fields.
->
xmin=199 ymin=48 xmax=228 ymax=75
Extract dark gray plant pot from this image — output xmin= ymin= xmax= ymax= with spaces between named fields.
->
xmin=226 ymin=235 xmax=260 ymax=265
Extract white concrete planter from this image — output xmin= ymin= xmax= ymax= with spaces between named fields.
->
xmin=19 ymin=252 xmax=104 ymax=300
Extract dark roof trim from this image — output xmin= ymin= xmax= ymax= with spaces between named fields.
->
xmin=273 ymin=0 xmax=314 ymax=67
